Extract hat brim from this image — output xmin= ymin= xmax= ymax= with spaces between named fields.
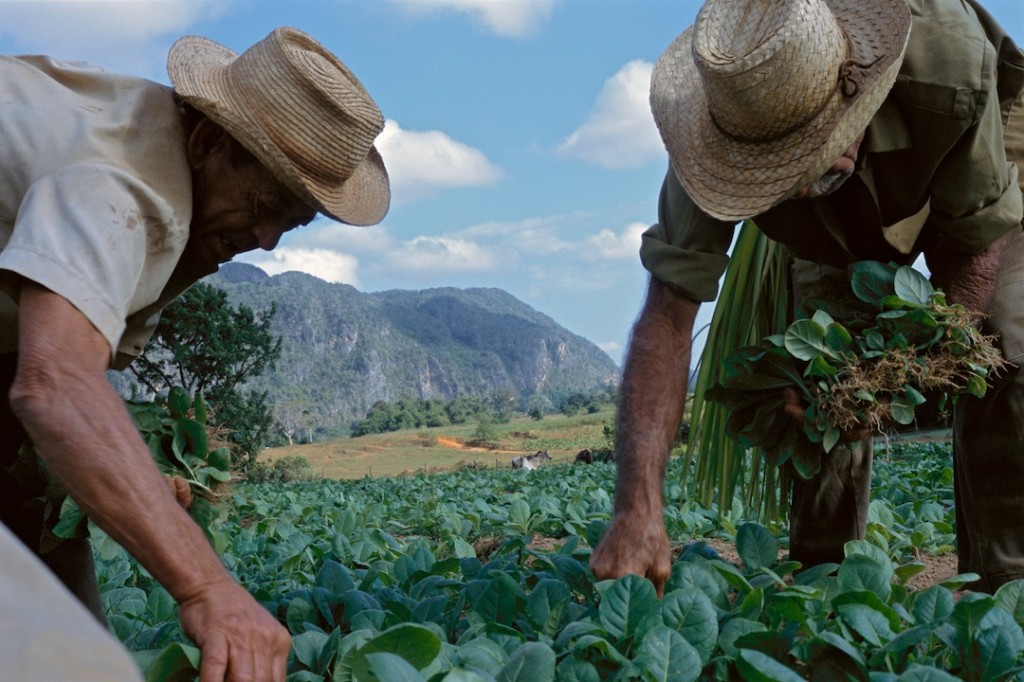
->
xmin=651 ymin=0 xmax=911 ymax=222
xmin=168 ymin=34 xmax=390 ymax=226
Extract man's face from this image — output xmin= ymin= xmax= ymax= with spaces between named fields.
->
xmin=185 ymin=122 xmax=317 ymax=277
xmin=790 ymin=131 xmax=866 ymax=201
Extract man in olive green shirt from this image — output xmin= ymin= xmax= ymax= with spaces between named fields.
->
xmin=591 ymin=0 xmax=1024 ymax=593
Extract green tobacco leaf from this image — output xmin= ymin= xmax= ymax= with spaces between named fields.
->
xmin=353 ymin=623 xmax=442 ymax=678
xmin=850 ymin=261 xmax=897 ymax=305
xmin=785 ymin=320 xmax=836 ymax=361
xmin=206 ymin=447 xmax=231 ymax=473
xmin=525 ymin=580 xmax=571 ymax=637
xmin=316 ymin=560 xmax=355 ymax=594
xmin=140 ymin=642 xmax=201 ymax=682
xmin=824 ymin=323 xmax=854 ymax=354
xmin=737 ymin=523 xmax=778 ymax=571
xmin=554 ymin=658 xmax=600 ymax=682
xmin=810 ymin=309 xmax=836 ymax=328
xmin=837 ymin=554 xmax=894 ymax=602
xmin=167 ymin=386 xmax=191 ymax=420
xmin=893 ymin=664 xmax=962 ymax=681
xmin=365 ymin=652 xmax=425 ymax=681
xmin=718 ymin=619 xmax=767 ymax=659
xmin=836 ymin=602 xmax=895 ymax=647
xmin=735 ymin=649 xmax=804 ymax=682
xmin=472 ymin=572 xmax=525 ymax=627
xmin=994 ymin=579 xmax=1024 ymax=623
xmin=635 ymin=625 xmax=701 ymax=682
xmin=598 ymin=574 xmax=658 ymax=642
xmin=894 ymin=266 xmax=935 ymax=305
xmin=495 ymin=642 xmax=556 ymax=682
xmin=658 ymin=589 xmax=718 ymax=663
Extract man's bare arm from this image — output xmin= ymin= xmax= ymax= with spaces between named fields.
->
xmin=11 ymin=283 xmax=290 ymax=682
xmin=589 ymin=277 xmax=699 ymax=596
xmin=926 ymin=229 xmax=1014 ymax=314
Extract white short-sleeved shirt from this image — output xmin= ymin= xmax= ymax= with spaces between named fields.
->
xmin=0 ymin=55 xmax=192 ymax=368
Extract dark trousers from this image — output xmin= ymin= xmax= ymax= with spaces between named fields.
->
xmin=0 ymin=354 xmax=108 ymax=624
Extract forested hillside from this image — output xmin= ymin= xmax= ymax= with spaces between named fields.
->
xmin=208 ymin=263 xmax=619 ymax=435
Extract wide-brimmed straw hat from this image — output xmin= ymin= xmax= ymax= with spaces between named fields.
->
xmin=168 ymin=27 xmax=390 ymax=226
xmin=650 ymin=0 xmax=911 ymax=222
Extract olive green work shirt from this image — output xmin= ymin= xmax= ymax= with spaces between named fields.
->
xmin=641 ymin=0 xmax=1024 ymax=303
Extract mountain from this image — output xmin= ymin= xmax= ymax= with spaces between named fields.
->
xmin=208 ymin=263 xmax=620 ymax=431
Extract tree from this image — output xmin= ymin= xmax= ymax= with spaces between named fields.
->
xmin=127 ymin=282 xmax=282 ymax=466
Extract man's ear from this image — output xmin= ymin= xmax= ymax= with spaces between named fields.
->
xmin=186 ymin=117 xmax=229 ymax=171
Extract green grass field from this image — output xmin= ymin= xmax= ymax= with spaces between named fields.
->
xmin=260 ymin=407 xmax=616 ymax=479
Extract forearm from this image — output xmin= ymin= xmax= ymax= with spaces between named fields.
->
xmin=613 ymin=278 xmax=698 ymax=517
xmin=11 ymin=372 xmax=235 ymax=601
xmin=11 ymin=284 xmax=235 ymax=603
xmin=926 ymin=229 xmax=1014 ymax=314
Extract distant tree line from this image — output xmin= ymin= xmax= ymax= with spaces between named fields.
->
xmin=350 ymin=386 xmax=617 ymax=437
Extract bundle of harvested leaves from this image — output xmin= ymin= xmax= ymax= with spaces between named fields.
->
xmin=706 ymin=261 xmax=1008 ymax=478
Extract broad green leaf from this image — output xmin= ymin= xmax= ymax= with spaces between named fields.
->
xmin=735 ymin=648 xmax=804 ymax=682
xmin=598 ymin=574 xmax=658 ymax=641
xmin=718 ymin=618 xmax=767 ymax=658
xmin=737 ymin=523 xmax=778 ymax=570
xmin=316 ymin=560 xmax=355 ymax=595
xmin=658 ymin=589 xmax=718 ymax=663
xmin=967 ymin=624 xmax=1023 ymax=682
xmin=811 ymin=309 xmax=836 ymax=328
xmin=838 ymin=554 xmax=894 ymax=602
xmin=785 ymin=320 xmax=835 ymax=361
xmin=893 ymin=266 xmax=934 ymax=305
xmin=286 ymin=597 xmax=317 ymax=635
xmin=139 ymin=642 xmax=201 ymax=682
xmin=471 ymin=572 xmax=524 ymax=627
xmin=452 ymin=536 xmax=477 ymax=559
xmin=635 ymin=625 xmax=701 ymax=682
xmin=495 ymin=642 xmax=556 ymax=682
xmin=836 ymin=603 xmax=895 ymax=647
xmin=849 ymin=261 xmax=898 ymax=305
xmin=353 ymin=623 xmax=442 ymax=678
xmin=824 ymin=323 xmax=854 ymax=354
xmin=554 ymin=657 xmax=600 ymax=682
xmin=292 ymin=631 xmax=332 ymax=672
xmin=994 ymin=579 xmax=1024 ymax=624
xmin=167 ymin=386 xmax=191 ymax=420
xmin=895 ymin=664 xmax=962 ymax=681
xmin=365 ymin=652 xmax=426 ymax=681
xmin=525 ymin=580 xmax=571 ymax=636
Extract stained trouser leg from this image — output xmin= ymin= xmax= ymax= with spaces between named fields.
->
xmin=0 ymin=353 xmax=108 ymax=625
xmin=952 ymin=226 xmax=1024 ymax=592
xmin=788 ymin=438 xmax=873 ymax=567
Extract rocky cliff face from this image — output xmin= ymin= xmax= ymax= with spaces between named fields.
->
xmin=209 ymin=264 xmax=620 ymax=431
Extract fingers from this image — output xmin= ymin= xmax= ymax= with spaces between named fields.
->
xmin=198 ymin=634 xmax=229 ymax=682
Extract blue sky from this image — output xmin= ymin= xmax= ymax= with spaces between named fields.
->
xmin=1 ymin=0 xmax=1021 ymax=366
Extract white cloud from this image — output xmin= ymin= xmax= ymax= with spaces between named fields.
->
xmin=0 ymin=1 xmax=227 ymax=79
xmin=241 ymin=248 xmax=361 ymax=287
xmin=384 ymin=236 xmax=497 ymax=274
xmin=583 ymin=222 xmax=646 ymax=261
xmin=390 ymin=0 xmax=554 ymax=38
xmin=558 ymin=60 xmax=664 ymax=169
xmin=598 ymin=341 xmax=623 ymax=357
xmin=377 ymin=119 xmax=503 ymax=201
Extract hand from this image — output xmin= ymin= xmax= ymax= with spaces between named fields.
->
xmin=178 ymin=581 xmax=291 ymax=682
xmin=783 ymin=387 xmax=870 ymax=444
xmin=590 ymin=512 xmax=672 ymax=597
xmin=166 ymin=476 xmax=193 ymax=510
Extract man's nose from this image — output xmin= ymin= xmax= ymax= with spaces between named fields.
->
xmin=252 ymin=223 xmax=285 ymax=251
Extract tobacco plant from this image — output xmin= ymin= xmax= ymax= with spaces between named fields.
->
xmin=706 ymin=262 xmax=1007 ymax=478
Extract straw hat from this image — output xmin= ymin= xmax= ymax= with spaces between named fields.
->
xmin=168 ymin=27 xmax=390 ymax=226
xmin=650 ymin=0 xmax=911 ymax=221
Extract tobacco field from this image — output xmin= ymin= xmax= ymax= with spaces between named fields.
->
xmin=93 ymin=440 xmax=1024 ymax=681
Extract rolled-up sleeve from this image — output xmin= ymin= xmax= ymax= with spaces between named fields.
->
xmin=639 ymin=168 xmax=738 ymax=302
xmin=926 ymin=33 xmax=1024 ymax=253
